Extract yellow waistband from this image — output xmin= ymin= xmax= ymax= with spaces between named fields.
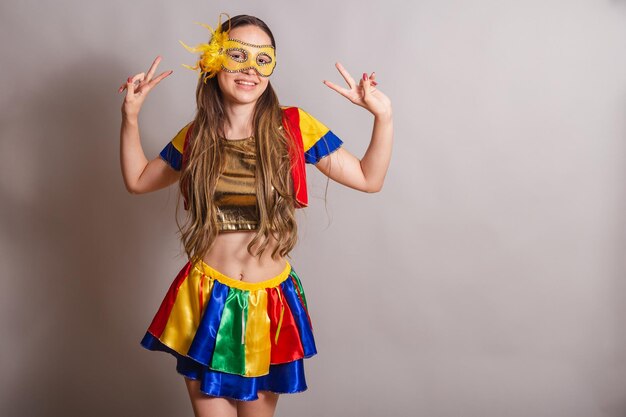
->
xmin=193 ymin=259 xmax=292 ymax=291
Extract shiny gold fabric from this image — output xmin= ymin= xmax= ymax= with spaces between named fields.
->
xmin=215 ymin=136 xmax=259 ymax=231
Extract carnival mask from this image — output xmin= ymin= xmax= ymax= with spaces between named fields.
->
xmin=179 ymin=16 xmax=277 ymax=82
xmin=221 ymin=39 xmax=276 ymax=77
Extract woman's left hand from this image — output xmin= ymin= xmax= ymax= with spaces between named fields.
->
xmin=323 ymin=62 xmax=392 ymax=119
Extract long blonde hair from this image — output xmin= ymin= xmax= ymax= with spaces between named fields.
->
xmin=176 ymin=15 xmax=297 ymax=264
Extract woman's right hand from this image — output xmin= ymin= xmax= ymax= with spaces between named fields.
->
xmin=119 ymin=56 xmax=173 ymax=119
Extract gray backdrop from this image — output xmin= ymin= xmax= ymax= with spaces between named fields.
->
xmin=1 ymin=0 xmax=626 ymax=416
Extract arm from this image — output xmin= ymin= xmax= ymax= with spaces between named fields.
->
xmin=319 ymin=63 xmax=393 ymax=193
xmin=120 ymin=116 xmax=180 ymax=194
xmin=118 ymin=56 xmax=176 ymax=194
xmin=314 ymin=113 xmax=393 ymax=193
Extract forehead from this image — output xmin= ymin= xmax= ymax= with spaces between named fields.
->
xmin=227 ymin=25 xmax=272 ymax=46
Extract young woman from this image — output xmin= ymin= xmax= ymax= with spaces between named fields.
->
xmin=119 ymin=14 xmax=392 ymax=417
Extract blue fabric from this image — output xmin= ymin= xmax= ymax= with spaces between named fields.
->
xmin=281 ymin=277 xmax=317 ymax=357
xmin=159 ymin=142 xmax=183 ymax=171
xmin=304 ymin=130 xmax=343 ymax=164
xmin=187 ymin=281 xmax=229 ymax=366
xmin=140 ymin=266 xmax=317 ymax=401
xmin=141 ymin=332 xmax=308 ymax=401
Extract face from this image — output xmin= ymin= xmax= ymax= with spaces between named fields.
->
xmin=217 ymin=25 xmax=274 ymax=106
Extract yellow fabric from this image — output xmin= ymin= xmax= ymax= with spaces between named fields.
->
xmin=296 ymin=108 xmax=331 ymax=152
xmin=159 ymin=267 xmax=214 ymax=354
xmin=243 ymin=289 xmax=271 ymax=376
xmin=194 ymin=260 xmax=292 ymax=291
xmin=171 ymin=123 xmax=191 ymax=154
xmin=274 ymin=288 xmax=285 ymax=345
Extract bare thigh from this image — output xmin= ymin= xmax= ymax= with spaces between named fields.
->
xmin=184 ymin=377 xmax=237 ymax=417
xmin=237 ymin=391 xmax=280 ymax=417
xmin=184 ymin=378 xmax=280 ymax=417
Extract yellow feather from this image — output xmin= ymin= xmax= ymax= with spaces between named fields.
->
xmin=179 ymin=13 xmax=231 ymax=80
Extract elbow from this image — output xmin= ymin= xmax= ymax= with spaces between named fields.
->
xmin=122 ymin=173 xmax=139 ymax=195
xmin=124 ymin=181 xmax=142 ymax=195
xmin=363 ymin=182 xmax=383 ymax=193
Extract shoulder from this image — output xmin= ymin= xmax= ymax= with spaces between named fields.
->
xmin=159 ymin=121 xmax=194 ymax=172
xmin=280 ymin=106 xmax=327 ymax=126
xmin=171 ymin=121 xmax=194 ymax=151
xmin=280 ymin=106 xmax=332 ymax=149
xmin=280 ymin=106 xmax=343 ymax=164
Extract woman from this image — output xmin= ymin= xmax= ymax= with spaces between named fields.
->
xmin=119 ymin=14 xmax=392 ymax=417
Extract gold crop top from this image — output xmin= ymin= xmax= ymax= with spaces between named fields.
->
xmin=215 ymin=136 xmax=259 ymax=232
xmin=160 ymin=108 xmax=345 ymax=230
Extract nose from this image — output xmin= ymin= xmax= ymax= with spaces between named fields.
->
xmin=245 ymin=67 xmax=260 ymax=77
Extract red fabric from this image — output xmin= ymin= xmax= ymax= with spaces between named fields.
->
xmin=281 ymin=107 xmax=308 ymax=208
xmin=266 ymin=286 xmax=305 ymax=364
xmin=147 ymin=262 xmax=193 ymax=338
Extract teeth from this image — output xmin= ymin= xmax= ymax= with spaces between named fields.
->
xmin=236 ymin=81 xmax=255 ymax=86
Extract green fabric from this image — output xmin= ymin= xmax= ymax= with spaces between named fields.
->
xmin=211 ymin=287 xmax=248 ymax=375
xmin=290 ymin=270 xmax=308 ymax=311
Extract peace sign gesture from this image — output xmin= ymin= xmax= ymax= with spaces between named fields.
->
xmin=323 ymin=62 xmax=392 ymax=119
xmin=119 ymin=56 xmax=173 ymax=119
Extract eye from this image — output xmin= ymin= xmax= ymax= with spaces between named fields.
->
xmin=226 ymin=49 xmax=247 ymax=62
xmin=257 ymin=53 xmax=272 ymax=66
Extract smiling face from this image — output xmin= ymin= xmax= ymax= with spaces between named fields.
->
xmin=217 ymin=25 xmax=274 ymax=106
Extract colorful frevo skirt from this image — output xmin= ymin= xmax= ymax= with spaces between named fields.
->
xmin=140 ymin=259 xmax=317 ymax=401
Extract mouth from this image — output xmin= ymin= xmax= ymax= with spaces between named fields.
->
xmin=235 ymin=79 xmax=258 ymax=87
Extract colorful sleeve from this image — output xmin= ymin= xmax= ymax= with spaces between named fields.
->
xmin=159 ymin=123 xmax=192 ymax=171
xmin=296 ymin=108 xmax=344 ymax=164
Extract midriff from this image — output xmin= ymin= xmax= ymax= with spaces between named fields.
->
xmin=201 ymin=230 xmax=287 ymax=284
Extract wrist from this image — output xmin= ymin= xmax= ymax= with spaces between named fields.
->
xmin=372 ymin=109 xmax=393 ymax=122
xmin=122 ymin=112 xmax=139 ymax=125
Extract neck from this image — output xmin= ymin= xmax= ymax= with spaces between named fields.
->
xmin=223 ymin=101 xmax=255 ymax=139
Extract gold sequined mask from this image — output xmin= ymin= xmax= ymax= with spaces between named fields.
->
xmin=221 ymin=39 xmax=276 ymax=77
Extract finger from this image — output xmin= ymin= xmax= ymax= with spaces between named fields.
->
xmin=361 ymin=73 xmax=372 ymax=101
xmin=149 ymin=70 xmax=174 ymax=87
xmin=335 ymin=62 xmax=356 ymax=89
xmin=145 ymin=56 xmax=162 ymax=81
xmin=131 ymin=72 xmax=146 ymax=92
xmin=126 ymin=72 xmax=145 ymax=96
xmin=134 ymin=72 xmax=146 ymax=85
xmin=323 ymin=79 xmax=352 ymax=98
xmin=119 ymin=75 xmax=133 ymax=93
xmin=368 ymin=71 xmax=378 ymax=86
xmin=126 ymin=72 xmax=145 ymax=90
xmin=126 ymin=78 xmax=135 ymax=96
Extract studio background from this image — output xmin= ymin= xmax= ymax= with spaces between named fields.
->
xmin=1 ymin=1 xmax=626 ymax=416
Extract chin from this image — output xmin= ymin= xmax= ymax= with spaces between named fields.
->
xmin=230 ymin=91 xmax=264 ymax=105
xmin=229 ymin=87 xmax=268 ymax=105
